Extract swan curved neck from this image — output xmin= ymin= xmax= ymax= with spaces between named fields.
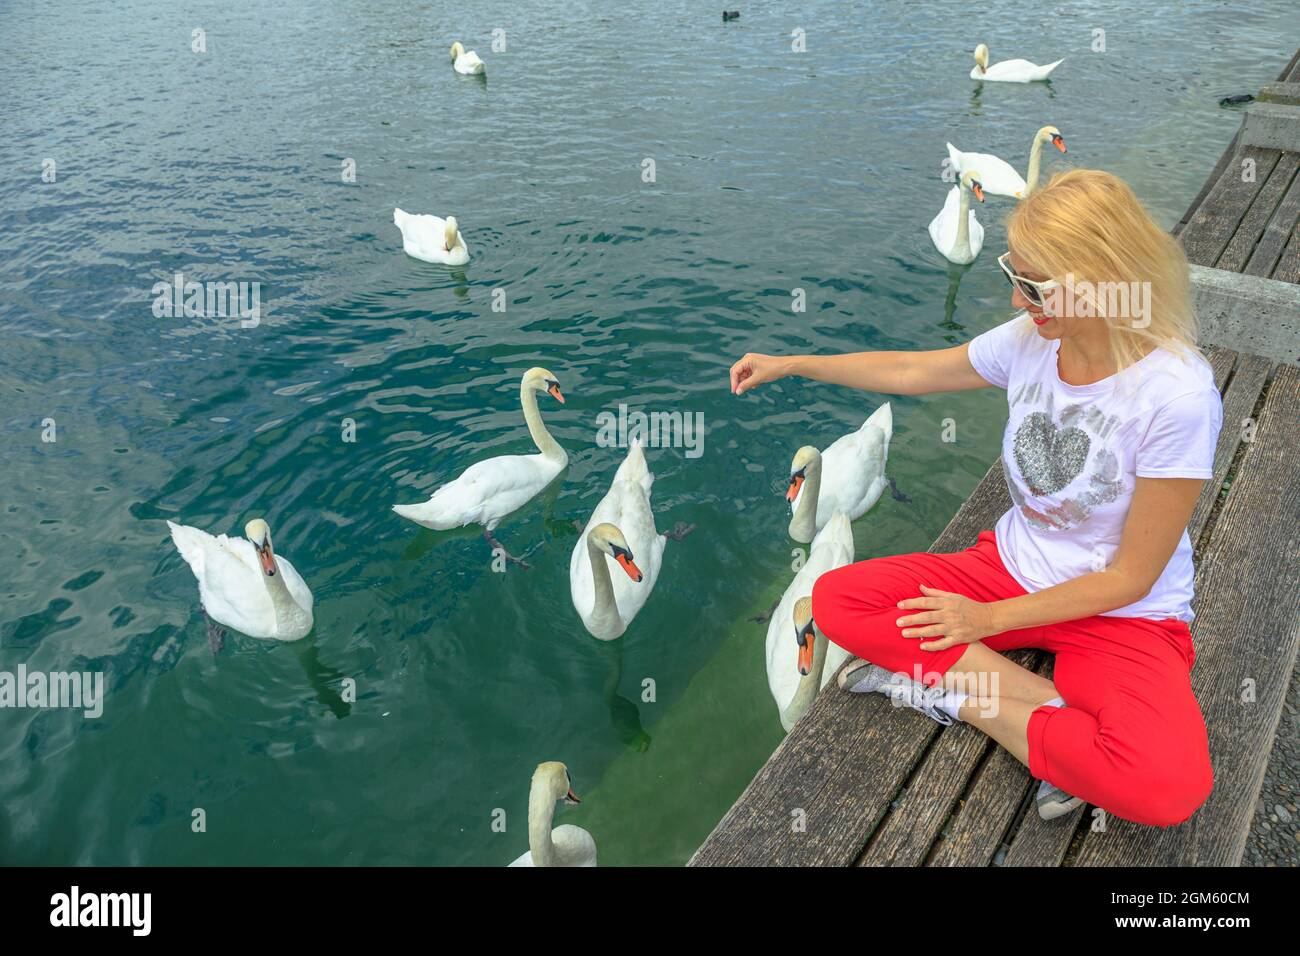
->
xmin=527 ymin=781 xmax=559 ymax=867
xmin=789 ymin=458 xmax=821 ymax=541
xmin=954 ymin=184 xmax=972 ymax=256
xmin=784 ymin=627 xmax=828 ymax=726
xmin=586 ymin=538 xmax=623 ymax=634
xmin=263 ymin=560 xmax=307 ymax=632
xmin=1025 ymin=134 xmax=1046 ymax=196
xmin=521 ymin=385 xmax=564 ymax=460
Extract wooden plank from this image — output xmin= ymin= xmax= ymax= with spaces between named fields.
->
xmin=1217 ymin=153 xmax=1300 ymax=273
xmin=1172 ymin=128 xmax=1241 ymax=238
xmin=689 ymin=464 xmax=1010 ymax=866
xmin=1244 ymin=160 xmax=1300 ymax=279
xmin=1202 ymin=344 xmax=1238 ymax=393
xmin=1003 ymin=800 xmax=1086 ymax=866
xmin=1071 ymin=364 xmax=1300 ymax=865
xmin=1179 ymin=147 xmax=1282 ymax=268
xmin=925 ymin=743 xmax=1034 ymax=866
xmin=1271 ymin=223 xmax=1300 ymax=284
xmin=1188 ymin=353 xmax=1272 ymax=544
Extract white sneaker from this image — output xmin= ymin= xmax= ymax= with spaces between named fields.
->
xmin=1035 ymin=779 xmax=1084 ymax=820
xmin=837 ymin=659 xmax=954 ymax=727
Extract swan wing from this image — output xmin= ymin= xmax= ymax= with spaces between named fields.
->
xmin=273 ymin=553 xmax=314 ymax=616
xmin=167 ymin=521 xmax=275 ymax=636
xmin=945 ymin=148 xmax=1026 ymax=198
xmin=985 ymin=57 xmax=1062 ymax=81
xmin=816 ymin=407 xmax=891 ymax=524
xmin=454 ymin=50 xmax=486 ymax=74
xmin=394 ymin=208 xmax=468 ymax=264
xmin=611 ymin=438 xmax=653 ymax=496
xmin=394 ymin=453 xmax=561 ymax=531
xmin=552 ymin=825 xmax=598 ymax=866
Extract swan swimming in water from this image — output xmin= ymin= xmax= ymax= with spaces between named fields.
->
xmin=787 ymin=403 xmax=893 ymax=543
xmin=450 ymin=40 xmax=485 ymax=75
xmin=969 ymin=43 xmax=1062 ymax=83
xmin=393 ymin=208 xmax=470 ymax=266
xmin=766 ymin=514 xmax=855 ymax=731
xmin=508 ymin=762 xmax=597 ymax=867
xmin=929 ymin=169 xmax=986 ymax=264
xmin=393 ymin=367 xmax=567 ymax=565
xmin=570 ymin=440 xmax=692 ymax=641
xmin=167 ymin=518 xmax=314 ymax=646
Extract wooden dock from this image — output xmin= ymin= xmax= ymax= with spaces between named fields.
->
xmin=690 ymin=55 xmax=1300 ymax=867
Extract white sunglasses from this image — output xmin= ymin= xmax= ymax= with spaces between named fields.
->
xmin=997 ymin=252 xmax=1061 ymax=307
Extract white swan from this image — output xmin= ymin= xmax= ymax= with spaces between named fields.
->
xmin=393 ymin=208 xmax=470 ymax=266
xmin=1023 ymin=125 xmax=1067 ymax=196
xmin=969 ymin=43 xmax=1062 ymax=83
xmin=946 ymin=142 xmax=1026 ymax=199
xmin=570 ymin=440 xmax=666 ymax=641
xmin=787 ymin=402 xmax=892 ymax=544
xmin=393 ymin=368 xmax=567 ymax=545
xmin=767 ymin=514 xmax=854 ymax=731
xmin=929 ymin=170 xmax=986 ymax=264
xmin=508 ymin=762 xmax=596 ymax=867
xmin=450 ymin=40 xmax=485 ymax=75
xmin=167 ymin=518 xmax=314 ymax=642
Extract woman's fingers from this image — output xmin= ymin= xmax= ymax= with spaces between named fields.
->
xmin=919 ymin=585 xmax=958 ymax=598
xmin=919 ymin=637 xmax=958 ymax=652
xmin=901 ymin=624 xmax=945 ymax=639
xmin=897 ymin=596 xmax=944 ymax=610
xmin=728 ymin=356 xmax=752 ymax=394
xmin=897 ymin=611 xmax=938 ymax=627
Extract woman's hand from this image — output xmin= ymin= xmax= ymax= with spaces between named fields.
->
xmin=897 ymin=585 xmax=998 ymax=651
xmin=729 ymin=353 xmax=791 ymax=395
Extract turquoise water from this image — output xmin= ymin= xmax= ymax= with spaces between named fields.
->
xmin=0 ymin=0 xmax=1294 ymax=866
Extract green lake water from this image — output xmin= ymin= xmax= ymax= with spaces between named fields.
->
xmin=0 ymin=0 xmax=1294 ymax=865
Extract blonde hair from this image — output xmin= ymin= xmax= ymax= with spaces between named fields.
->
xmin=1006 ymin=168 xmax=1199 ymax=372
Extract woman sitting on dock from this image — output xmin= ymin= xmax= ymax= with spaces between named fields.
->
xmin=729 ymin=169 xmax=1221 ymax=827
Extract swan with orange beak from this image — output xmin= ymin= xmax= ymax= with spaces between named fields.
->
xmin=570 ymin=439 xmax=691 ymax=641
xmin=394 ymin=367 xmax=568 ymax=567
xmin=929 ymin=169 xmax=986 ymax=264
xmin=765 ymin=514 xmax=854 ymax=731
xmin=167 ymin=517 xmax=314 ymax=646
xmin=508 ymin=762 xmax=596 ymax=867
xmin=787 ymin=402 xmax=893 ymax=543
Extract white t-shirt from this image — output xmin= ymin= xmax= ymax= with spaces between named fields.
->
xmin=967 ymin=314 xmax=1222 ymax=622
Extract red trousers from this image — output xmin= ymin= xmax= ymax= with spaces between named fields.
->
xmin=811 ymin=532 xmax=1213 ymax=827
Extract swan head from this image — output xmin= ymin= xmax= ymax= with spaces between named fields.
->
xmin=786 ymin=446 xmax=821 ymax=502
xmin=794 ymin=596 xmax=817 ymax=676
xmin=534 ymin=761 xmax=581 ymax=805
xmin=1039 ymin=125 xmax=1067 ymax=153
xmin=960 ymin=169 xmax=986 ymax=203
xmin=523 ymin=366 xmax=565 ymax=404
xmin=443 ymin=216 xmax=461 ymax=251
xmin=973 ymin=43 xmax=989 ymax=71
xmin=244 ymin=518 xmax=277 ymax=577
xmin=588 ymin=522 xmax=642 ymax=582
xmin=450 ymin=41 xmax=465 ymax=62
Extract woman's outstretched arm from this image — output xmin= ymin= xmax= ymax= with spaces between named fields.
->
xmin=729 ymin=343 xmax=992 ymax=397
